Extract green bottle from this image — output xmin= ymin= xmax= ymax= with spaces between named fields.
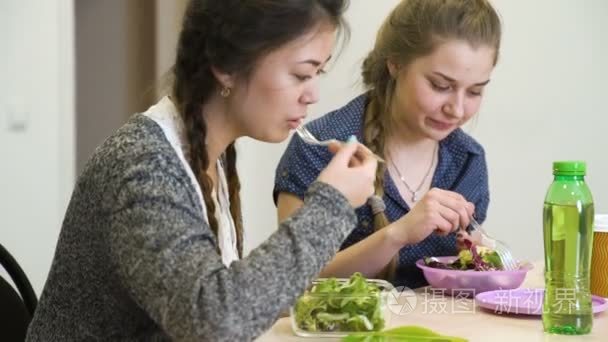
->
xmin=543 ymin=161 xmax=594 ymax=335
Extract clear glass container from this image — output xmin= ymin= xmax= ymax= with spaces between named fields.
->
xmin=290 ymin=277 xmax=394 ymax=338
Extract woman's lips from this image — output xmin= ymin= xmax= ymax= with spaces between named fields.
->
xmin=427 ymin=118 xmax=455 ymax=131
xmin=287 ymin=118 xmax=303 ymax=129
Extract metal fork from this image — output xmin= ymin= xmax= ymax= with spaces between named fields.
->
xmin=467 ymin=218 xmax=519 ymax=271
xmin=295 ymin=125 xmax=385 ymax=163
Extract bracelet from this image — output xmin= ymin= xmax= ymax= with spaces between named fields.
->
xmin=367 ymin=195 xmax=386 ymax=215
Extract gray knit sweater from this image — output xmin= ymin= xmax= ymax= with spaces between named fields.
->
xmin=26 ymin=114 xmax=357 ymax=341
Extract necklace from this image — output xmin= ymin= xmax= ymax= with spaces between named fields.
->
xmin=389 ymin=144 xmax=438 ymax=202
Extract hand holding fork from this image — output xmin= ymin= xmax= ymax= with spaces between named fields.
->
xmin=295 ymin=125 xmax=385 ymax=163
xmin=465 ymin=218 xmax=519 ymax=270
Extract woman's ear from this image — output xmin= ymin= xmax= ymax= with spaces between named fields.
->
xmin=386 ymin=59 xmax=399 ymax=78
xmin=210 ymin=66 xmax=235 ymax=90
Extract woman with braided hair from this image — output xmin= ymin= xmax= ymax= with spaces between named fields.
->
xmin=276 ymin=0 xmax=502 ymax=289
xmin=26 ymin=1 xmax=378 ymax=341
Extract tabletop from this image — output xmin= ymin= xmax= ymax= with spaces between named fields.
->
xmin=255 ymin=261 xmax=607 ymax=342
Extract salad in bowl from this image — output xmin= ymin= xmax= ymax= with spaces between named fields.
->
xmin=424 ymin=241 xmax=505 ymax=271
xmin=416 ymin=241 xmax=532 ymax=296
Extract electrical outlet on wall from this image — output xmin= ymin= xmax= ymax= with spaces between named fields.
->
xmin=3 ymin=102 xmax=28 ymax=133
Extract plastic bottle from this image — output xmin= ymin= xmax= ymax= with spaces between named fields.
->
xmin=543 ymin=161 xmax=594 ymax=335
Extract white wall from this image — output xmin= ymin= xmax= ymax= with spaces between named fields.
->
xmin=0 ymin=0 xmax=75 ymax=294
xmin=240 ymin=0 xmax=608 ymax=264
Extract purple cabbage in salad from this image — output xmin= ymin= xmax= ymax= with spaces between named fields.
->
xmin=424 ymin=240 xmax=504 ymax=271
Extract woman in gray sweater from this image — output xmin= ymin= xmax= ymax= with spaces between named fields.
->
xmin=26 ymin=0 xmax=377 ymax=341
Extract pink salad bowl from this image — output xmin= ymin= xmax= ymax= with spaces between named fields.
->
xmin=416 ymin=256 xmax=533 ymax=297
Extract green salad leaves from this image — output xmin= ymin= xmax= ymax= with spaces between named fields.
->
xmin=294 ymin=272 xmax=385 ymax=333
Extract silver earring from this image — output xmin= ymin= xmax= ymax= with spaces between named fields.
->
xmin=220 ymin=86 xmax=231 ymax=98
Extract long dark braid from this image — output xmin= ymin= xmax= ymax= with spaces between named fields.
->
xmin=182 ymin=101 xmax=221 ymax=249
xmin=224 ymin=143 xmax=243 ymax=257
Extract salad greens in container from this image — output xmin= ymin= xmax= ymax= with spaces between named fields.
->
xmin=291 ymin=272 xmax=393 ymax=337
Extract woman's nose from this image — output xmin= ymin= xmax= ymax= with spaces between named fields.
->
xmin=300 ymin=79 xmax=320 ymax=105
xmin=442 ymin=93 xmax=465 ymax=119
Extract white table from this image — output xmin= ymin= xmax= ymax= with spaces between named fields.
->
xmin=256 ymin=261 xmax=607 ymax=342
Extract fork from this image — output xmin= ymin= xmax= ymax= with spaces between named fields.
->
xmin=467 ymin=218 xmax=519 ymax=271
xmin=295 ymin=125 xmax=385 ymax=163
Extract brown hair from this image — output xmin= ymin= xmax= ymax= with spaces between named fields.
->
xmin=360 ymin=0 xmax=501 ymax=279
xmin=172 ymin=0 xmax=349 ymax=257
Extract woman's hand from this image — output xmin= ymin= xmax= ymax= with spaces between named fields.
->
xmin=386 ymin=188 xmax=475 ymax=246
xmin=456 ymin=228 xmax=483 ymax=250
xmin=316 ymin=140 xmax=377 ymax=208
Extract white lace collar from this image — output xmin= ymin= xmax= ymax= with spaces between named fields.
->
xmin=143 ymin=96 xmax=239 ymax=267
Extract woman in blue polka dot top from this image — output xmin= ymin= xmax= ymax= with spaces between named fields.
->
xmin=275 ymin=0 xmax=502 ymax=289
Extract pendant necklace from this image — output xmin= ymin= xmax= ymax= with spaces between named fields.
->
xmin=389 ymin=144 xmax=438 ymax=202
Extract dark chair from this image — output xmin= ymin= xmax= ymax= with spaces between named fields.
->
xmin=0 ymin=243 xmax=38 ymax=341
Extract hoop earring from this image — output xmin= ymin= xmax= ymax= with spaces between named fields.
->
xmin=220 ymin=86 xmax=231 ymax=98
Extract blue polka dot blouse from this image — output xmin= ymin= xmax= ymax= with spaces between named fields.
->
xmin=274 ymin=93 xmax=490 ymax=289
